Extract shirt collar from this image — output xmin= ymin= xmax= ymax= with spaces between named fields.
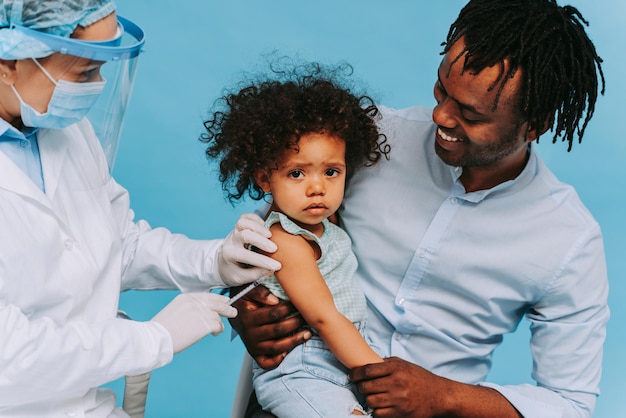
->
xmin=0 ymin=118 xmax=38 ymax=141
xmin=450 ymin=145 xmax=538 ymax=203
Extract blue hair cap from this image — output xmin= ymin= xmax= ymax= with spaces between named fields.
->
xmin=0 ymin=0 xmax=116 ymax=59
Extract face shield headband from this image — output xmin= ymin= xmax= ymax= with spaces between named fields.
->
xmin=11 ymin=16 xmax=145 ymax=171
xmin=10 ymin=16 xmax=144 ymax=61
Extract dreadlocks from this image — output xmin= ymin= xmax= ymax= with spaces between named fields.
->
xmin=442 ymin=0 xmax=605 ymax=151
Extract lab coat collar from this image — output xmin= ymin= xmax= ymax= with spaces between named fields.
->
xmin=0 ymin=148 xmax=47 ymax=203
xmin=0 ymin=127 xmax=69 ymax=204
xmin=37 ymin=128 xmax=69 ymax=199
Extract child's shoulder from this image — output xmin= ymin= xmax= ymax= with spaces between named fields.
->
xmin=266 ymin=212 xmax=320 ymax=254
xmin=268 ymin=220 xmax=321 ymax=262
xmin=268 ymin=219 xmax=305 ymax=244
xmin=268 ymin=221 xmax=290 ymax=237
xmin=266 ymin=212 xmax=307 ymax=236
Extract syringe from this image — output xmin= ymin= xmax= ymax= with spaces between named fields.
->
xmin=226 ymin=280 xmax=260 ymax=305
xmin=227 ymin=270 xmax=276 ymax=306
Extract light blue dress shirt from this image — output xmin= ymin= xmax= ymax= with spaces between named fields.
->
xmin=340 ymin=106 xmax=609 ymax=418
xmin=0 ymin=118 xmax=44 ymax=191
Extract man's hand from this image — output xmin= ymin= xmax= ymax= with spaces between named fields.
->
xmin=350 ymin=357 xmax=522 ymax=418
xmin=229 ymin=284 xmax=311 ymax=369
xmin=349 ymin=357 xmax=439 ymax=417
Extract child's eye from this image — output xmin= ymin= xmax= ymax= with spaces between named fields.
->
xmin=288 ymin=170 xmax=303 ymax=179
xmin=325 ymin=169 xmax=340 ymax=177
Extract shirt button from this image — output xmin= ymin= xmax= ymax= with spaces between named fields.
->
xmin=395 ymin=333 xmax=403 ymax=341
xmin=64 ymin=239 xmax=74 ymax=250
xmin=65 ymin=410 xmax=77 ymax=417
xmin=398 ymin=298 xmax=405 ymax=306
xmin=19 ymin=139 xmax=28 ymax=148
xmin=450 ymin=197 xmax=458 ymax=205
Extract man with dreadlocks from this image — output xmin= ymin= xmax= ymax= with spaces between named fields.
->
xmin=225 ymin=0 xmax=609 ymax=417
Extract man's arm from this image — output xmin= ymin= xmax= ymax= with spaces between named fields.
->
xmin=350 ymin=357 xmax=522 ymax=418
xmin=228 ymin=284 xmax=311 ymax=369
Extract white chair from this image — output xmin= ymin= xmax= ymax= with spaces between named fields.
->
xmin=117 ymin=311 xmax=151 ymax=418
xmin=122 ymin=372 xmax=151 ymax=418
xmin=230 ymin=353 xmax=254 ymax=418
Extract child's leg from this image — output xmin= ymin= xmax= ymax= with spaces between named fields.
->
xmin=253 ymin=337 xmax=372 ymax=418
xmin=261 ymin=375 xmax=371 ymax=417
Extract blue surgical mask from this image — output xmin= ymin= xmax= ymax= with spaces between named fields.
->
xmin=11 ymin=58 xmax=106 ymax=129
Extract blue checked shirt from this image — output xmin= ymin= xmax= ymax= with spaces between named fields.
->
xmin=262 ymin=211 xmax=368 ymax=324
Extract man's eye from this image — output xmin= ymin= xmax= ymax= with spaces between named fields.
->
xmin=435 ymin=80 xmax=446 ymax=95
xmin=462 ymin=114 xmax=482 ymax=124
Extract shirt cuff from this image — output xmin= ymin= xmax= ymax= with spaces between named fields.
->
xmin=478 ymin=382 xmax=572 ymax=418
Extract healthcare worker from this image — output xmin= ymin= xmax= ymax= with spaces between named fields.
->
xmin=0 ymin=0 xmax=279 ymax=416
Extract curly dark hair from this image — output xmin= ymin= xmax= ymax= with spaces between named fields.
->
xmin=443 ymin=0 xmax=605 ymax=151
xmin=200 ymin=60 xmax=389 ymax=203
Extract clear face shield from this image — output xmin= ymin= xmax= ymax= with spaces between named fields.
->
xmin=12 ymin=16 xmax=145 ymax=171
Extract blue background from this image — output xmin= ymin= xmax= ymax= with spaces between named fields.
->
xmin=107 ymin=1 xmax=624 ymax=416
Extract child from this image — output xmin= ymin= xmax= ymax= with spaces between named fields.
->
xmin=201 ymin=61 xmax=390 ymax=417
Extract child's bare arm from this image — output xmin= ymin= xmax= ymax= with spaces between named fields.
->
xmin=269 ymin=225 xmax=382 ymax=368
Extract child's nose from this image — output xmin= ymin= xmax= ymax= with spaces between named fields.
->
xmin=307 ymin=178 xmax=325 ymax=196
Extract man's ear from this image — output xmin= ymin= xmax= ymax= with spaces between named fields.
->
xmin=0 ymin=59 xmax=18 ymax=84
xmin=254 ymin=171 xmax=271 ymax=193
xmin=525 ymin=115 xmax=553 ymax=142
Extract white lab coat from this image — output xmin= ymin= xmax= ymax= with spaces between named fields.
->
xmin=0 ymin=119 xmax=225 ymax=417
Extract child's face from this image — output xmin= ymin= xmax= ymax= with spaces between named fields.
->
xmin=257 ymin=132 xmax=347 ymax=228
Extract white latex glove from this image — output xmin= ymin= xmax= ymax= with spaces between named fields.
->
xmin=152 ymin=293 xmax=237 ymax=354
xmin=217 ymin=213 xmax=282 ymax=286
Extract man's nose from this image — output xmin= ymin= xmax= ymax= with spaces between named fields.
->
xmin=432 ymin=97 xmax=459 ymax=129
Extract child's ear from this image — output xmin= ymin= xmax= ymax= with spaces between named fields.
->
xmin=254 ymin=171 xmax=271 ymax=193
